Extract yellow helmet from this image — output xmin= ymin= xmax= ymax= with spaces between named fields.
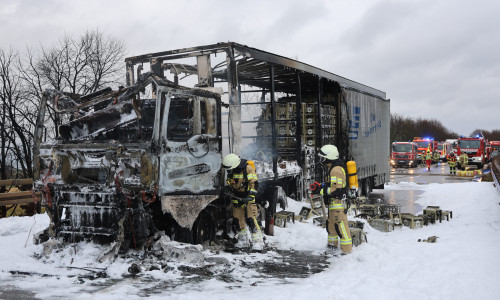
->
xmin=222 ymin=153 xmax=241 ymax=170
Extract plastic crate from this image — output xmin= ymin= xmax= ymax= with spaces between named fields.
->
xmin=400 ymin=213 xmax=424 ymax=229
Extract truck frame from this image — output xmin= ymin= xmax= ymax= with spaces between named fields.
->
xmin=33 ymin=42 xmax=389 ymax=248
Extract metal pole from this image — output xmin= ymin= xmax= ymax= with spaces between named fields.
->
xmin=270 ymin=65 xmax=278 ymax=179
xmin=295 ymin=71 xmax=302 ymax=167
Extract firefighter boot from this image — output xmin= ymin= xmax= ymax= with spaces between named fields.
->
xmin=234 ymin=228 xmax=250 ymax=248
xmin=251 ymin=230 xmax=264 ymax=251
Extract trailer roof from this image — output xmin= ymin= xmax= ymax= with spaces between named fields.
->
xmin=125 ymin=42 xmax=386 ymax=99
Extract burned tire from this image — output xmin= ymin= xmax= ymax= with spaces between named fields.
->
xmin=192 ymin=209 xmax=216 ymax=244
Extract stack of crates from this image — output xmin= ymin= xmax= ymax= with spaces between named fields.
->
xmin=302 ymin=103 xmax=317 ymax=148
xmin=303 ymin=147 xmax=316 ymax=190
xmin=257 ymin=100 xmax=337 ymax=156
xmin=321 ymin=105 xmax=336 ymax=146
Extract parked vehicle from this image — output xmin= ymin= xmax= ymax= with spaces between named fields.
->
xmin=32 ymin=42 xmax=389 ymax=248
xmin=437 ymin=142 xmax=451 ymax=161
xmin=390 ymin=142 xmax=418 ymax=168
xmin=490 ymin=141 xmax=500 ymax=158
xmin=457 ymin=135 xmax=489 ymax=168
xmin=412 ymin=137 xmax=437 ymax=162
xmin=445 ymin=139 xmax=458 ymax=154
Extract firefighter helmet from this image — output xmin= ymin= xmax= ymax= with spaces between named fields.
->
xmin=318 ymin=144 xmax=339 ymax=160
xmin=222 ymin=153 xmax=241 ymax=170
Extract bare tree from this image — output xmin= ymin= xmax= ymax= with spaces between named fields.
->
xmin=391 ymin=113 xmax=458 ymax=143
xmin=0 ymin=48 xmax=36 ymax=179
xmin=36 ymin=29 xmax=126 ymax=96
xmin=20 ymin=28 xmax=127 ymax=138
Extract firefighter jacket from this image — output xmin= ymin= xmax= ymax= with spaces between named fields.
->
xmin=459 ymin=153 xmax=468 ymax=165
xmin=448 ymin=155 xmax=457 ymax=167
xmin=227 ymin=163 xmax=258 ymax=199
xmin=433 ymin=152 xmax=440 ymax=161
xmin=426 ymin=152 xmax=432 ymax=160
xmin=321 ymin=162 xmax=347 ymax=200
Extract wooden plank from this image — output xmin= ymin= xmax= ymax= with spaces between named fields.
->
xmin=0 ymin=178 xmax=33 ymax=187
xmin=0 ymin=191 xmax=41 ymax=205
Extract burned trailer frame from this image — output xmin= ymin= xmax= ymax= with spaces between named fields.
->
xmin=33 ymin=73 xmax=225 ymax=246
xmin=125 ymin=42 xmax=389 ymax=201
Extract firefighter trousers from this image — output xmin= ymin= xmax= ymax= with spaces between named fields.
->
xmin=449 ymin=165 xmax=456 ymax=174
xmin=233 ymin=201 xmax=262 ymax=236
xmin=327 ymin=199 xmax=352 ymax=253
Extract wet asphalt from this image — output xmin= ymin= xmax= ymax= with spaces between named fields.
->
xmin=371 ymin=161 xmax=474 ymax=215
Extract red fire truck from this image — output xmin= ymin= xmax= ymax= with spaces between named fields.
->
xmin=390 ymin=141 xmax=419 ymax=168
xmin=457 ymin=135 xmax=489 ymax=168
xmin=489 ymin=141 xmax=500 ymax=159
xmin=412 ymin=137 xmax=438 ymax=162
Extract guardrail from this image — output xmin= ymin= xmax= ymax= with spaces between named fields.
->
xmin=491 ymin=157 xmax=500 ymax=194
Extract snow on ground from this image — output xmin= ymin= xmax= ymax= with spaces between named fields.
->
xmin=1 ymin=180 xmax=500 ymax=300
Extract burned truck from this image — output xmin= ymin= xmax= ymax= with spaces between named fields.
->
xmin=33 ymin=42 xmax=389 ymax=248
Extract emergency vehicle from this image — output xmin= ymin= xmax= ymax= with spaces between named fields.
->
xmin=445 ymin=139 xmax=458 ymax=154
xmin=412 ymin=137 xmax=437 ymax=162
xmin=390 ymin=142 xmax=418 ymax=168
xmin=437 ymin=142 xmax=451 ymax=161
xmin=490 ymin=141 xmax=500 ymax=158
xmin=457 ymin=135 xmax=489 ymax=168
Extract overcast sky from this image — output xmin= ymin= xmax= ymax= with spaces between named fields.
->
xmin=1 ymin=0 xmax=499 ymax=136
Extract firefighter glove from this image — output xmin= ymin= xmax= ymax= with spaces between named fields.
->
xmin=311 ymin=182 xmax=325 ymax=195
xmin=311 ymin=187 xmax=321 ymax=195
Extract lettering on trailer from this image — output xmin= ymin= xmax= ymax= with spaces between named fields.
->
xmin=349 ymin=106 xmax=382 ymax=140
xmin=349 ymin=106 xmax=360 ymax=140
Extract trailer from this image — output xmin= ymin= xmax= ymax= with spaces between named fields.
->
xmin=33 ymin=42 xmax=389 ymax=248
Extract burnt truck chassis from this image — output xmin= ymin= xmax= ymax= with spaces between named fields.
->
xmin=33 ymin=42 xmax=388 ymax=249
xmin=33 ymin=75 xmax=232 ymax=248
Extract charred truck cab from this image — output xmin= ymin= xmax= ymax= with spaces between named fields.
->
xmin=34 ymin=75 xmax=224 ymax=246
xmin=33 ymin=42 xmax=389 ymax=248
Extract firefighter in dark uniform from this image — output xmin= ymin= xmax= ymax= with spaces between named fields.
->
xmin=222 ymin=154 xmax=264 ymax=250
xmin=316 ymin=145 xmax=352 ymax=254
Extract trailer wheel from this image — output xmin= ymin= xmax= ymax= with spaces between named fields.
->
xmin=192 ymin=209 xmax=216 ymax=245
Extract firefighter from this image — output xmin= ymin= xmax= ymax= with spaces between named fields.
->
xmin=433 ymin=150 xmax=440 ymax=165
xmin=314 ymin=145 xmax=352 ymax=254
xmin=222 ymin=153 xmax=264 ymax=250
xmin=448 ymin=152 xmax=457 ymax=175
xmin=420 ymin=153 xmax=427 ymax=166
xmin=425 ymin=149 xmax=432 ymax=171
xmin=458 ymin=152 xmax=469 ymax=170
